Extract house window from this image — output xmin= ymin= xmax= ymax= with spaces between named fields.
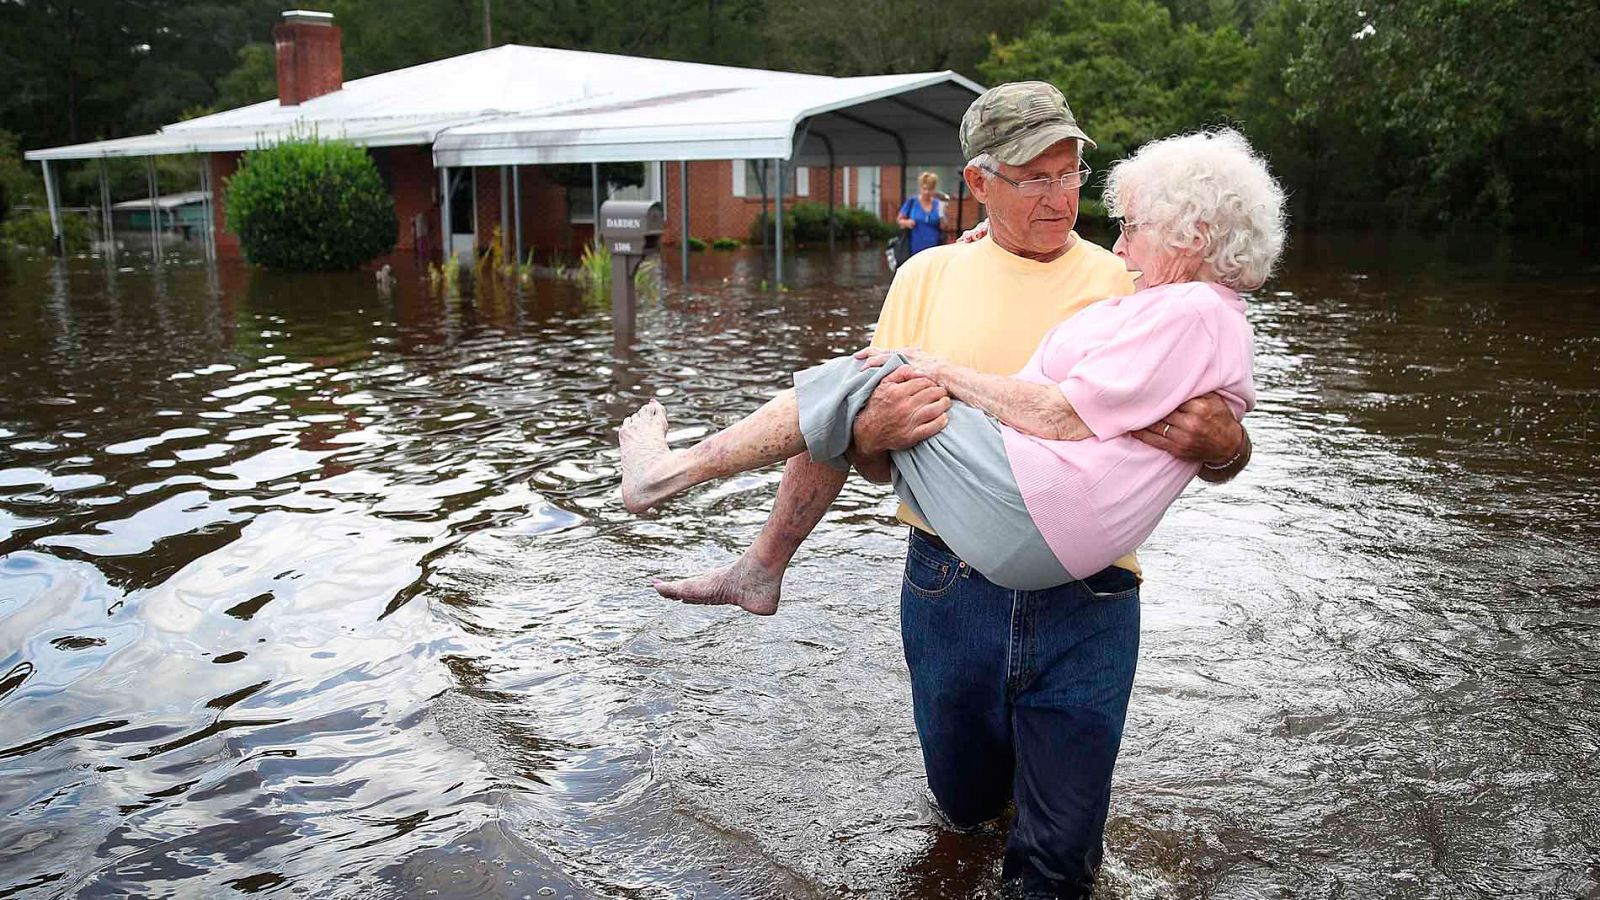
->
xmin=732 ymin=161 xmax=809 ymax=198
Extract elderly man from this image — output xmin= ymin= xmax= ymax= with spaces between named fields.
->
xmin=657 ymin=82 xmax=1249 ymax=897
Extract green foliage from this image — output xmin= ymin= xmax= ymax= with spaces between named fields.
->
xmin=63 ymin=155 xmax=203 ymax=211
xmin=578 ymin=243 xmax=611 ymax=303
xmin=216 ymin=43 xmax=280 ymax=109
xmin=1275 ymin=0 xmax=1600 ymax=228
xmin=983 ymin=0 xmax=1255 ymax=184
xmin=761 ymin=0 xmax=1052 ymax=76
xmin=2 ymin=210 xmax=93 ymax=253
xmin=833 ymin=206 xmax=898 ymax=241
xmin=748 ymin=202 xmax=898 ymax=245
xmin=686 ymin=236 xmax=708 ymax=251
xmin=711 ymin=237 xmax=743 ymax=250
xmin=983 ymin=0 xmax=1599 ymax=231
xmin=224 ymin=138 xmax=397 ymax=270
xmin=0 ymin=131 xmax=43 ymax=222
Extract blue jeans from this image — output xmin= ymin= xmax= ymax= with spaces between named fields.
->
xmin=899 ymin=529 xmax=1141 ymax=899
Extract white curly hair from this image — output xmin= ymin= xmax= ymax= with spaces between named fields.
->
xmin=1103 ymin=129 xmax=1287 ymax=291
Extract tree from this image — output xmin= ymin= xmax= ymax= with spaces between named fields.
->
xmin=1282 ymin=0 xmax=1600 ymax=228
xmin=981 ymin=0 xmax=1255 ymax=180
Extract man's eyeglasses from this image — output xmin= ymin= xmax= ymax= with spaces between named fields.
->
xmin=980 ymin=163 xmax=1092 ymax=197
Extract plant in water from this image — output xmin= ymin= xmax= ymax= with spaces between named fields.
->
xmin=633 ymin=257 xmax=662 ymax=303
xmin=548 ymin=250 xmax=573 ymax=279
xmin=711 ymin=237 xmax=742 ymax=250
xmin=476 ymin=226 xmax=508 ymax=297
xmin=428 ymin=253 xmax=461 ymax=296
xmin=578 ymin=243 xmax=612 ymax=303
xmin=686 ymin=236 xmax=708 ymax=251
xmin=225 ymin=136 xmax=397 ymax=270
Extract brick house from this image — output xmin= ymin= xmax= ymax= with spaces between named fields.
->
xmin=28 ymin=10 xmax=984 ymax=268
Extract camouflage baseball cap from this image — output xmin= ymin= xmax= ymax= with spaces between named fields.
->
xmin=960 ymin=81 xmax=1096 ymax=165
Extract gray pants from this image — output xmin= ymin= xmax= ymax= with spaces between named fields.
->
xmin=793 ymin=355 xmax=1073 ymax=590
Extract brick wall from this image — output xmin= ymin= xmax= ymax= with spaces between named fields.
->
xmin=205 ymin=148 xmax=983 ymax=266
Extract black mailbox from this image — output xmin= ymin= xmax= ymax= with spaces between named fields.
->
xmin=599 ymin=200 xmax=665 ymax=256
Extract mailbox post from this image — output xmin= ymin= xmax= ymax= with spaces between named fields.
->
xmin=598 ymin=199 xmax=665 ymax=356
xmin=597 ymin=199 xmax=665 ymax=310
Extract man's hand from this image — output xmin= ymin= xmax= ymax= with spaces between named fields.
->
xmin=852 ymin=366 xmax=951 ymax=456
xmin=1134 ymin=392 xmax=1250 ymax=482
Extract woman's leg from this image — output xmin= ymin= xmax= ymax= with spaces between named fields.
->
xmin=652 ymin=452 xmax=848 ymax=616
xmin=618 ymin=391 xmax=806 ymax=513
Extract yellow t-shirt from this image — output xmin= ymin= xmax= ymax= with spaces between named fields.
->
xmin=872 ymin=232 xmax=1142 ymax=575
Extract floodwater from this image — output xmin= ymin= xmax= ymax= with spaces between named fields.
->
xmin=0 ymin=235 xmax=1596 ymax=899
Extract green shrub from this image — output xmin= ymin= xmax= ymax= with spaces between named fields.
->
xmin=834 ymin=205 xmax=897 ymax=241
xmin=711 ymin=236 xmax=742 ymax=250
xmin=224 ymin=137 xmax=396 ymax=270
xmin=1077 ymin=198 xmax=1107 ymax=221
xmin=686 ymin=235 xmax=708 ymax=251
xmin=2 ymin=210 xmax=92 ymax=253
xmin=751 ymin=202 xmax=896 ymax=244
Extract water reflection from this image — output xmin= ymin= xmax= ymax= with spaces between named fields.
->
xmin=0 ymin=236 xmax=1597 ymax=899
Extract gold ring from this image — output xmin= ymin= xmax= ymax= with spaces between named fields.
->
xmin=1162 ymin=423 xmax=1171 ymax=438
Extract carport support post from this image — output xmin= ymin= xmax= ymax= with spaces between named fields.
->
xmin=146 ymin=157 xmax=161 ymax=259
xmin=827 ymin=167 xmax=836 ymax=252
xmin=591 ymin=164 xmax=601 ymax=250
xmin=98 ymin=158 xmax=115 ymax=261
xmin=439 ymin=165 xmax=452 ymax=263
xmin=678 ymin=160 xmax=688 ymax=284
xmin=499 ymin=165 xmax=510 ymax=252
xmin=774 ymin=158 xmax=784 ymax=287
xmin=41 ymin=159 xmax=63 ymax=256
xmin=512 ymin=165 xmax=522 ymax=265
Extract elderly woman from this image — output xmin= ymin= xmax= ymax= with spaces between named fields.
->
xmin=619 ymin=128 xmax=1285 ymax=594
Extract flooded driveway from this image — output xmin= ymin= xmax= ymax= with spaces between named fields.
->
xmin=1 ymin=237 xmax=1596 ymax=898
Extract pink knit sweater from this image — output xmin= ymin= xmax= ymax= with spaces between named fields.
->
xmin=1001 ymin=281 xmax=1256 ymax=578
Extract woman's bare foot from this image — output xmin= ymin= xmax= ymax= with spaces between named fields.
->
xmin=652 ymin=554 xmax=784 ymax=616
xmin=619 ymin=400 xmax=680 ymax=513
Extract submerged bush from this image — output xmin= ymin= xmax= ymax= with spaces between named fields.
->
xmin=748 ymin=202 xmax=896 ymax=245
xmin=225 ymin=138 xmax=396 ymax=270
xmin=1 ymin=210 xmax=92 ymax=253
xmin=711 ymin=237 xmax=742 ymax=250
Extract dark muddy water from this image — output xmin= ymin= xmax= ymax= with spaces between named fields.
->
xmin=1 ymin=235 xmax=1596 ymax=899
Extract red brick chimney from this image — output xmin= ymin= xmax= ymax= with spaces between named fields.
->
xmin=273 ymin=10 xmax=343 ymax=106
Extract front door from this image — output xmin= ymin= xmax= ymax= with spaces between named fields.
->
xmin=855 ymin=166 xmax=881 ymax=219
xmin=449 ymin=168 xmax=476 ymax=260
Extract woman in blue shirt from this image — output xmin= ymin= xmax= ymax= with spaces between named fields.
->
xmin=896 ymin=171 xmax=947 ymax=257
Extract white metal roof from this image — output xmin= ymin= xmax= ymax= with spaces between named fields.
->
xmin=111 ymin=191 xmax=211 ymax=210
xmin=26 ymin=45 xmax=983 ymax=166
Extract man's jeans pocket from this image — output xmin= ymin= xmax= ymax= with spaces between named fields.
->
xmin=904 ymin=536 xmax=959 ymax=599
xmin=1080 ymin=564 xmax=1138 ymax=600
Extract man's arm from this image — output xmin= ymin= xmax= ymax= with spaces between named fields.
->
xmin=1133 ymin=392 xmax=1252 ymax=483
